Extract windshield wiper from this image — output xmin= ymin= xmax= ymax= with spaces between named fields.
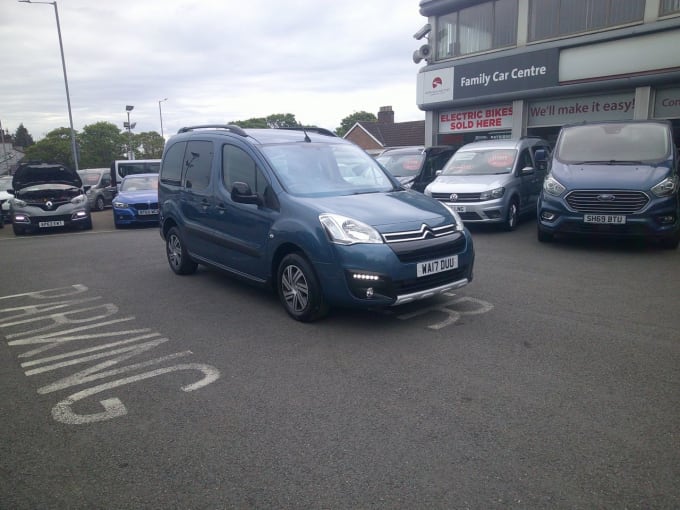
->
xmin=574 ymin=160 xmax=644 ymax=165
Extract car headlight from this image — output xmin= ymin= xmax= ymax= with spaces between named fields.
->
xmin=71 ymin=194 xmax=87 ymax=205
xmin=319 ymin=213 xmax=383 ymax=245
xmin=651 ymin=176 xmax=678 ymax=197
xmin=113 ymin=201 xmax=127 ymax=209
xmin=479 ymin=187 xmax=505 ymax=200
xmin=12 ymin=198 xmax=27 ymax=207
xmin=543 ymin=175 xmax=565 ymax=196
xmin=441 ymin=204 xmax=465 ymax=231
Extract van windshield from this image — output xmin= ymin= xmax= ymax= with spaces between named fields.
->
xmin=441 ymin=149 xmax=517 ymax=176
xmin=261 ymin=143 xmax=396 ymax=197
xmin=557 ymin=123 xmax=670 ymax=164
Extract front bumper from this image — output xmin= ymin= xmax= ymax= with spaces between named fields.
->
xmin=313 ymin=230 xmax=475 ymax=309
xmin=114 ymin=206 xmax=160 ymax=226
xmin=436 ymin=197 xmax=507 ymax=223
xmin=11 ymin=206 xmax=91 ymax=232
xmin=537 ymin=193 xmax=680 ymax=240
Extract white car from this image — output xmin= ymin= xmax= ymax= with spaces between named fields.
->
xmin=0 ymin=175 xmax=12 ymax=224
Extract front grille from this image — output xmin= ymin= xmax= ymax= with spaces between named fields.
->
xmin=382 ymin=223 xmax=456 ymax=243
xmin=382 ymin=224 xmax=466 ymax=264
xmin=565 ymin=190 xmax=649 ymax=214
xmin=132 ymin=202 xmax=159 ymax=210
xmin=431 ymin=192 xmax=482 ymax=202
xmin=27 ymin=200 xmax=70 ymax=211
xmin=459 ymin=212 xmax=483 ymax=221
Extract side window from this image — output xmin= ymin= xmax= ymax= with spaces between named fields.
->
xmin=184 ymin=141 xmax=213 ymax=191
xmin=517 ymin=148 xmax=533 ymax=171
xmin=222 ymin=144 xmax=267 ymax=194
xmin=160 ymin=141 xmax=186 ymax=184
xmin=101 ymin=175 xmax=111 ymax=187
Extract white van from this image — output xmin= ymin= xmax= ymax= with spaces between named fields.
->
xmin=110 ymin=159 xmax=161 ymax=188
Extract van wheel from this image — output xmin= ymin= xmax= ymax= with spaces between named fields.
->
xmin=503 ymin=200 xmax=519 ymax=231
xmin=659 ymin=232 xmax=679 ymax=250
xmin=537 ymin=227 xmax=554 ymax=243
xmin=95 ymin=196 xmax=105 ymax=211
xmin=166 ymin=226 xmax=198 ymax=275
xmin=277 ymin=253 xmax=328 ymax=322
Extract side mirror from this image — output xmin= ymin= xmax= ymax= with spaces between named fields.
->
xmin=231 ymin=181 xmax=260 ymax=205
xmin=521 ymin=166 xmax=535 ymax=175
xmin=83 ymin=185 xmax=92 ymax=192
xmin=534 ymin=149 xmax=548 ymax=163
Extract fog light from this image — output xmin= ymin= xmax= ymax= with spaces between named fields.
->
xmin=366 ymin=288 xmax=374 ymax=298
xmin=73 ymin=210 xmax=88 ymax=219
xmin=353 ymin=273 xmax=379 ymax=281
xmin=541 ymin=211 xmax=556 ymax=221
xmin=14 ymin=214 xmax=29 ymax=223
xmin=657 ymin=214 xmax=676 ymax=225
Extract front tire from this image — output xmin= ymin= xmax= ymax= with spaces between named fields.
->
xmin=502 ymin=200 xmax=519 ymax=231
xmin=277 ymin=253 xmax=328 ymax=322
xmin=166 ymin=226 xmax=198 ymax=275
xmin=537 ymin=227 xmax=554 ymax=243
xmin=95 ymin=196 xmax=105 ymax=211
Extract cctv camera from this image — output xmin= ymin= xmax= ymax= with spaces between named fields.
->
xmin=413 ymin=23 xmax=431 ymax=40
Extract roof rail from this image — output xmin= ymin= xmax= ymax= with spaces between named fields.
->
xmin=276 ymin=126 xmax=337 ymax=137
xmin=177 ymin=124 xmax=248 ymax=137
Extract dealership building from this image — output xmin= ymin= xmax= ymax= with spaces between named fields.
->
xmin=415 ymin=0 xmax=680 ymax=148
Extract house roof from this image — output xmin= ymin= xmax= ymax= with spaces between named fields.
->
xmin=353 ymin=120 xmax=425 ymax=148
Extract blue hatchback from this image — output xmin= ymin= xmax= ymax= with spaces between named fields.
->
xmin=113 ymin=173 xmax=159 ymax=228
xmin=159 ymin=125 xmax=475 ymax=321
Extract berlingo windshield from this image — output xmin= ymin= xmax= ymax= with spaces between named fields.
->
xmin=441 ymin=149 xmax=517 ymax=176
xmin=261 ymin=143 xmax=396 ymax=197
xmin=557 ymin=122 xmax=670 ymax=164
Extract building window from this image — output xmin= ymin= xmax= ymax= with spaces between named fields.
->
xmin=660 ymin=0 xmax=680 ymax=15
xmin=529 ymin=0 xmax=644 ymax=42
xmin=435 ymin=0 xmax=518 ymax=60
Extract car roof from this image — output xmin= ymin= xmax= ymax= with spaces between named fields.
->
xmin=171 ymin=125 xmax=348 ymax=146
xmin=457 ymin=138 xmax=547 ymax=151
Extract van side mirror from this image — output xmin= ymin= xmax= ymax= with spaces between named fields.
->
xmin=534 ymin=149 xmax=548 ymax=163
xmin=231 ymin=181 xmax=260 ymax=205
xmin=83 ymin=185 xmax=92 ymax=192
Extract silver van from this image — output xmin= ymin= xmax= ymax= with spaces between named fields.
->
xmin=424 ymin=138 xmax=550 ymax=230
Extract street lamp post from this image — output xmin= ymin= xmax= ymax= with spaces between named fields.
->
xmin=124 ymin=105 xmax=135 ymax=160
xmin=158 ymin=98 xmax=168 ymax=138
xmin=19 ymin=0 xmax=79 ymax=171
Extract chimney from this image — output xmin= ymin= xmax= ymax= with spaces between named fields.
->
xmin=378 ymin=106 xmax=394 ymax=124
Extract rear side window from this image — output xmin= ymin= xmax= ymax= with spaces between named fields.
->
xmin=160 ymin=142 xmax=186 ymax=184
xmin=184 ymin=141 xmax=213 ymax=191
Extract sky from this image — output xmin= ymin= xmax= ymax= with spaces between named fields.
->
xmin=0 ymin=0 xmax=430 ymax=141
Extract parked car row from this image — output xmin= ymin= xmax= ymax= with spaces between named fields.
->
xmin=2 ymin=162 xmax=161 ymax=235
xmin=376 ymin=120 xmax=679 ymax=250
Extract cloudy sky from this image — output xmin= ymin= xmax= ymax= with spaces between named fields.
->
xmin=1 ymin=0 xmax=429 ymax=141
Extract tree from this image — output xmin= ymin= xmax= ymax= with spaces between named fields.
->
xmin=23 ymin=127 xmax=75 ymax=167
xmin=14 ymin=124 xmax=34 ymax=147
xmin=335 ymin=111 xmax=377 ymax=137
xmin=79 ymin=121 xmax=125 ymax=168
xmin=132 ymin=131 xmax=165 ymax=159
xmin=233 ymin=113 xmax=300 ymax=129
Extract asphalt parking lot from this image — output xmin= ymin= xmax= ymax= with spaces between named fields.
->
xmin=1 ymin=212 xmax=679 ymax=509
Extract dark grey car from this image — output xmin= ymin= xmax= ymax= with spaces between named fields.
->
xmin=9 ymin=162 xmax=92 ymax=235
xmin=78 ymin=168 xmax=116 ymax=211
